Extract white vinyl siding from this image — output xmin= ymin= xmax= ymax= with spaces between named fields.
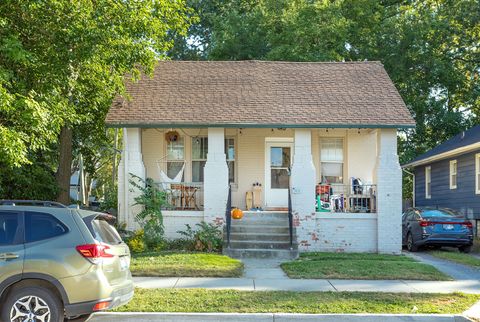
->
xmin=476 ymin=154 xmax=480 ymax=194
xmin=425 ymin=166 xmax=431 ymax=199
xmin=449 ymin=160 xmax=457 ymax=189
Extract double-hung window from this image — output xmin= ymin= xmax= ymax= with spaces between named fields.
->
xmin=476 ymin=154 xmax=480 ymax=194
xmin=192 ymin=137 xmax=208 ymax=182
xmin=225 ymin=138 xmax=235 ymax=183
xmin=320 ymin=138 xmax=344 ymax=184
xmin=166 ymin=137 xmax=185 ymax=180
xmin=449 ymin=160 xmax=457 ymax=189
xmin=425 ymin=166 xmax=431 ymax=199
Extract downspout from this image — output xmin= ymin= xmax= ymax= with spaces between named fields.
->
xmin=402 ymin=168 xmax=415 ymax=207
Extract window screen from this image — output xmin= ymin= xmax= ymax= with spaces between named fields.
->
xmin=25 ymin=212 xmax=68 ymax=243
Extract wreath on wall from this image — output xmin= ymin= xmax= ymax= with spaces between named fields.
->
xmin=165 ymin=130 xmax=180 ymax=142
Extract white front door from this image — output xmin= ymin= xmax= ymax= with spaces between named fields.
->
xmin=265 ymin=140 xmax=293 ymax=208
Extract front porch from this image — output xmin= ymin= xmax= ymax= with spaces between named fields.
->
xmin=118 ymin=126 xmax=401 ymax=254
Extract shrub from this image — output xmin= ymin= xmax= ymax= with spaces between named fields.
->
xmin=127 ymin=230 xmax=146 ymax=253
xmin=129 ymin=175 xmax=167 ymax=249
xmin=178 ymin=222 xmax=223 ymax=252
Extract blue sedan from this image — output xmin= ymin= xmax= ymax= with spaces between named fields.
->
xmin=402 ymin=207 xmax=474 ymax=253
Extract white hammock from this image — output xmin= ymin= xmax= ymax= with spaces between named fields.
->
xmin=156 ymin=162 xmax=186 ymax=190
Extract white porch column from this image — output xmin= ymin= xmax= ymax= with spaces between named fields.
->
xmin=117 ymin=128 xmax=146 ymax=230
xmin=291 ymin=129 xmax=316 ymax=251
xmin=375 ymin=128 xmax=402 ymax=254
xmin=203 ymin=128 xmax=229 ymax=225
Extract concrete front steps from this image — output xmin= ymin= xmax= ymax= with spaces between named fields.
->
xmin=223 ymin=211 xmax=298 ymax=260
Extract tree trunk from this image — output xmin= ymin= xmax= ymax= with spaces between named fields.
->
xmin=56 ymin=126 xmax=73 ymax=205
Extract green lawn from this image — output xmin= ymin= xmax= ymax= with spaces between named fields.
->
xmin=281 ymin=252 xmax=451 ymax=280
xmin=428 ymin=250 xmax=480 ymax=268
xmin=114 ymin=289 xmax=480 ymax=314
xmin=130 ymin=252 xmax=244 ymax=277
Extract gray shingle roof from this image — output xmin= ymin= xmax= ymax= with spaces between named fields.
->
xmin=106 ymin=60 xmax=415 ymax=128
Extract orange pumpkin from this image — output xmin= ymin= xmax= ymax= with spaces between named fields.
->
xmin=231 ymin=208 xmax=243 ymax=220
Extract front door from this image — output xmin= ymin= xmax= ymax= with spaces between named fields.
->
xmin=265 ymin=141 xmax=293 ymax=208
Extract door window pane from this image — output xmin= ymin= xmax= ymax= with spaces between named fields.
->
xmin=25 ymin=212 xmax=68 ymax=243
xmin=225 ymin=138 xmax=235 ymax=183
xmin=0 ymin=212 xmax=19 ymax=245
xmin=271 ymin=169 xmax=289 ymax=189
xmin=270 ymin=147 xmax=290 ymax=167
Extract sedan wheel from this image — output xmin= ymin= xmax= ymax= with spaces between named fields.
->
xmin=407 ymin=233 xmax=418 ymax=252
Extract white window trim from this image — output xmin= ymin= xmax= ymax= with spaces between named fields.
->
xmin=225 ymin=137 xmax=236 ymax=184
xmin=320 ymin=137 xmax=345 ymax=184
xmin=449 ymin=160 xmax=457 ymax=190
xmin=425 ymin=166 xmax=431 ymax=199
xmin=476 ymin=154 xmax=480 ymax=194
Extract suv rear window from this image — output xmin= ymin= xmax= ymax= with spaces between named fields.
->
xmin=0 ymin=212 xmax=20 ymax=245
xmin=84 ymin=215 xmax=122 ymax=245
xmin=25 ymin=212 xmax=68 ymax=243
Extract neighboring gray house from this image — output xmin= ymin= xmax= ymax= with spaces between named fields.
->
xmin=402 ymin=125 xmax=480 ymax=233
xmin=106 ymin=60 xmax=415 ymax=255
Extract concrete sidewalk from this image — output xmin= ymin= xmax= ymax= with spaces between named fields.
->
xmin=89 ymin=312 xmax=473 ymax=322
xmin=133 ymin=276 xmax=480 ymax=294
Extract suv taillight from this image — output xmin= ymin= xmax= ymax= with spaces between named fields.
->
xmin=76 ymin=244 xmax=113 ymax=259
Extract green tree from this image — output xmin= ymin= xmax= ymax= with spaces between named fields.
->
xmin=0 ymin=1 xmax=191 ymax=203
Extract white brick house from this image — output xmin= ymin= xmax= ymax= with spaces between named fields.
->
xmin=107 ymin=61 xmax=415 ymax=255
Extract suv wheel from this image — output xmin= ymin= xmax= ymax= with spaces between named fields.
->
xmin=406 ymin=232 xmax=418 ymax=252
xmin=2 ymin=284 xmax=63 ymax=322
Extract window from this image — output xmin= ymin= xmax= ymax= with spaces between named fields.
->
xmin=0 ymin=212 xmax=20 ymax=245
xmin=449 ymin=160 xmax=457 ymax=189
xmin=25 ymin=212 xmax=68 ymax=243
xmin=225 ymin=138 xmax=235 ymax=183
xmin=166 ymin=137 xmax=185 ymax=180
xmin=476 ymin=154 xmax=480 ymax=194
xmin=320 ymin=138 xmax=344 ymax=183
xmin=425 ymin=166 xmax=431 ymax=199
xmin=192 ymin=137 xmax=208 ymax=182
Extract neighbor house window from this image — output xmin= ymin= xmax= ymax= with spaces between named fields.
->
xmin=449 ymin=160 xmax=457 ymax=189
xmin=166 ymin=137 xmax=184 ymax=180
xmin=192 ymin=137 xmax=208 ymax=182
xmin=476 ymin=154 xmax=480 ymax=194
xmin=425 ymin=166 xmax=431 ymax=199
xmin=320 ymin=138 xmax=344 ymax=184
xmin=225 ymin=138 xmax=235 ymax=183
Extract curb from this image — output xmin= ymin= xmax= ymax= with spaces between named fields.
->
xmin=89 ymin=312 xmax=473 ymax=322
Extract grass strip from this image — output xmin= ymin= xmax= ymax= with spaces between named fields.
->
xmin=130 ymin=251 xmax=244 ymax=277
xmin=281 ymin=252 xmax=451 ymax=280
xmin=114 ymin=289 xmax=480 ymax=314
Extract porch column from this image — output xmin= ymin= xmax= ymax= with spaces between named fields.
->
xmin=118 ymin=128 xmax=146 ymax=230
xmin=291 ymin=129 xmax=316 ymax=251
xmin=203 ymin=127 xmax=229 ymax=225
xmin=375 ymin=128 xmax=402 ymax=254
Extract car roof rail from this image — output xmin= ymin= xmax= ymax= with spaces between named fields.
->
xmin=0 ymin=200 xmax=68 ymax=208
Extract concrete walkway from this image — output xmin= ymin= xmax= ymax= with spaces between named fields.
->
xmin=406 ymin=252 xmax=480 ymax=281
xmin=134 ymin=277 xmax=480 ymax=294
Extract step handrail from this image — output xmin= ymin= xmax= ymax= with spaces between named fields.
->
xmin=287 ymin=187 xmax=293 ymax=249
xmin=225 ymin=185 xmax=232 ymax=248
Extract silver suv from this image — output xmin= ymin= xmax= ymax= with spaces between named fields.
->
xmin=0 ymin=200 xmax=133 ymax=322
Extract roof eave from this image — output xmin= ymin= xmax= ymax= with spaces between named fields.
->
xmin=402 ymin=142 xmax=480 ymax=168
xmin=105 ymin=122 xmax=416 ymax=129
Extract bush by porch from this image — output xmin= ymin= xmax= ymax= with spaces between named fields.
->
xmin=281 ymin=252 xmax=451 ymax=280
